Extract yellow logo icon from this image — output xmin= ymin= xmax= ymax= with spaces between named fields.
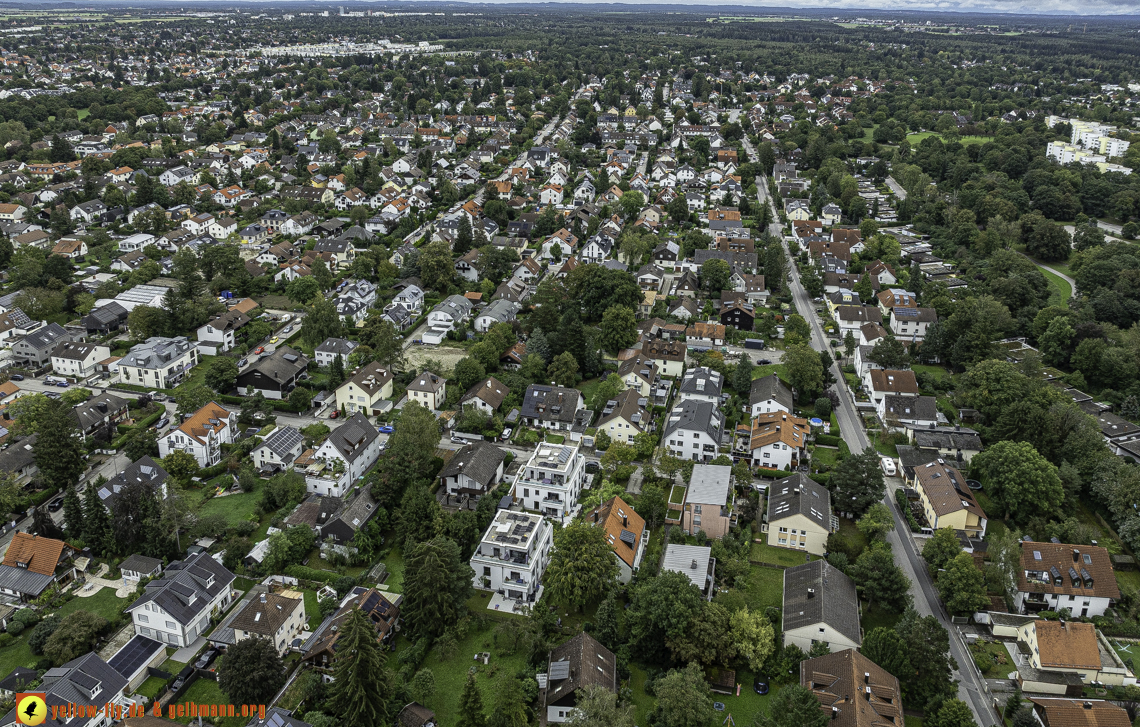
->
xmin=16 ymin=694 xmax=46 ymax=726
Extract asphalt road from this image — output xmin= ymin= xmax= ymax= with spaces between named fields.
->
xmin=753 ymin=174 xmax=997 ymax=726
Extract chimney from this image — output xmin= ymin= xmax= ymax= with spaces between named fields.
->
xmin=1084 ymin=702 xmax=1093 ymax=710
xmin=864 ymin=687 xmax=871 ymax=700
xmin=831 ymin=707 xmax=839 ymax=720
xmin=1073 ymin=549 xmax=1080 ymax=562
xmin=864 ymin=672 xmax=870 ymax=684
xmin=593 ymin=510 xmax=598 ymax=523
xmin=807 ymin=588 xmax=815 ymax=598
xmin=623 ymin=516 xmax=628 ymax=527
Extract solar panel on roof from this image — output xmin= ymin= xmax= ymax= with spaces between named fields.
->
xmin=549 ymin=660 xmax=571 ymax=680
xmin=267 ymin=713 xmax=287 ymax=727
xmin=620 ymin=529 xmax=636 ymax=545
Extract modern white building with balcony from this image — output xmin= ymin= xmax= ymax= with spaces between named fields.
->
xmin=470 ymin=509 xmax=553 ymax=603
xmin=512 ymin=443 xmax=587 ymax=521
xmin=117 ymin=336 xmax=199 ymax=389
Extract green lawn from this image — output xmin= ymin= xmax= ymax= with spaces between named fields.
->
xmin=197 ymin=490 xmax=261 ymax=528
xmin=740 ymin=564 xmax=785 ymax=617
xmin=751 ymin=539 xmax=816 ymax=568
xmin=0 ymin=637 xmax=35 ymax=677
xmin=136 ymin=675 xmax=167 ymax=699
xmin=77 ymin=108 xmax=90 ymax=120
xmin=177 ymin=678 xmax=247 ymax=727
xmin=752 ymin=363 xmax=790 ymax=383
xmin=301 ymin=589 xmax=324 ymax=630
xmin=1116 ymin=569 xmax=1140 ymax=596
xmin=812 ymin=446 xmax=839 ymax=467
xmin=669 ymin=485 xmax=687 ymax=505
xmin=905 ymin=716 xmax=924 ymax=727
xmin=380 ymin=547 xmax=405 ymax=593
xmin=631 ymin=662 xmax=777 ymax=724
xmin=911 ymin=364 xmax=950 ymax=382
xmin=1038 ymin=266 xmax=1073 ymax=304
xmin=57 ymin=587 xmax=131 ymax=621
xmin=906 ymin=132 xmax=991 ymax=146
xmin=578 ymin=377 xmax=604 ymax=408
xmin=402 ymin=617 xmax=531 ymax=726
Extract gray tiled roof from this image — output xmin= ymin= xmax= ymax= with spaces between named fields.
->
xmin=326 ymin=412 xmax=378 ymax=464
xmin=663 ymin=399 xmax=722 ymax=442
xmin=750 ymin=374 xmax=793 ymax=410
xmin=679 ymin=367 xmax=723 ymax=398
xmin=126 ymin=552 xmax=235 ymax=627
xmin=101 ymin=456 xmax=168 ymax=509
xmin=121 ymin=336 xmax=194 ymax=370
xmin=767 ymin=473 xmax=831 ymax=526
xmin=437 ymin=440 xmax=506 ymax=490
xmin=1 ymin=652 xmax=128 ymax=727
xmin=783 ymin=560 xmax=861 ymax=646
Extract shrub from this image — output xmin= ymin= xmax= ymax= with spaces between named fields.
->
xmin=972 ymin=651 xmax=994 ymax=673
xmin=0 ymin=632 xmax=12 ymax=648
xmin=6 ymin=621 xmax=24 ymax=636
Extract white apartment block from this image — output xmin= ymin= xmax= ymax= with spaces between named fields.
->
xmin=470 ymin=509 xmax=553 ymax=603
xmin=512 ymin=443 xmax=587 ymax=521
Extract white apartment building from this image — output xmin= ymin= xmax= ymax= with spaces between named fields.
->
xmin=470 ymin=509 xmax=553 ymax=603
xmin=50 ymin=341 xmax=110 ymax=379
xmin=512 ymin=443 xmax=587 ymax=521
xmin=125 ymin=553 xmax=236 ymax=648
xmin=118 ymin=336 xmax=199 ymax=389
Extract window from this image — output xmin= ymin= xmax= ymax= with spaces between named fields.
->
xmin=138 ymin=614 xmax=149 ymax=623
xmin=166 ymin=621 xmax=176 ymax=630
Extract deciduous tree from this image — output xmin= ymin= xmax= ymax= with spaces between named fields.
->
xmin=218 ymin=637 xmax=286 ymax=707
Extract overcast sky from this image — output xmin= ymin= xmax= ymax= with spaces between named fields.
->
xmin=354 ymin=0 xmax=1140 ymax=16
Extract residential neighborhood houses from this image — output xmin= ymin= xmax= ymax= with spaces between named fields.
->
xmin=0 ymin=9 xmax=1135 ymax=727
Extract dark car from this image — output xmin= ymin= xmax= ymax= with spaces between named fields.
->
xmin=756 ymin=358 xmax=772 ymax=365
xmin=47 ymin=497 xmax=64 ymax=512
xmin=753 ymin=677 xmax=769 ymax=695
xmin=8 ymin=374 xmax=22 ymax=381
xmin=56 ymin=381 xmax=68 ymax=388
xmin=194 ymin=649 xmax=217 ymax=670
xmin=245 ymin=427 xmax=260 ymax=437
xmin=584 ymin=461 xmax=600 ymax=473
xmin=156 ymin=418 xmax=170 ymax=429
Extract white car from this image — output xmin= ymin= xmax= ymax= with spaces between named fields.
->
xmin=881 ymin=457 xmax=897 ymax=477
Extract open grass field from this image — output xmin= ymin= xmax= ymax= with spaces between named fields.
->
xmin=196 ymin=490 xmax=260 ymax=527
xmin=752 ymin=363 xmax=790 ymax=383
xmin=751 ymin=539 xmax=816 ymax=567
xmin=906 ymin=132 xmax=991 ymax=146
xmin=0 ymin=637 xmax=35 ymax=678
xmin=177 ymin=678 xmax=247 ymax=727
xmin=740 ymin=563 xmax=785 ymax=616
xmin=399 ymin=616 xmax=531 ymax=726
xmin=57 ymin=587 xmax=131 ymax=621
xmin=861 ymin=601 xmax=904 ymax=633
xmin=911 ymin=364 xmax=951 ymax=382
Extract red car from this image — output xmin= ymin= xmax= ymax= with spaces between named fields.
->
xmin=252 ymin=346 xmax=265 ymax=355
xmin=328 ymin=410 xmax=339 ymax=419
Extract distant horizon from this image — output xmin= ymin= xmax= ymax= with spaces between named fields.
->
xmin=12 ymin=0 xmax=1140 ymax=19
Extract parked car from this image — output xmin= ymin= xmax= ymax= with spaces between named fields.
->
xmin=8 ymin=374 xmax=22 ymax=381
xmin=270 ymin=337 xmax=279 ymax=344
xmin=501 ymin=428 xmax=513 ymax=440
xmin=194 ymin=649 xmax=217 ymax=670
xmin=378 ymin=425 xmax=394 ymax=434
xmin=47 ymin=497 xmax=63 ymax=512
xmin=756 ymin=358 xmax=772 ymax=365
xmin=56 ymin=381 xmax=68 ymax=388
xmin=238 ymin=358 xmax=248 ymax=367
xmin=157 ymin=418 xmax=170 ymax=429
xmin=328 ymin=410 xmax=339 ymax=419
xmin=283 ymin=325 xmax=293 ymax=333
xmin=585 ymin=461 xmax=600 ymax=473
xmin=245 ymin=427 xmax=260 ymax=437
xmin=252 ymin=346 xmax=265 ymax=355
